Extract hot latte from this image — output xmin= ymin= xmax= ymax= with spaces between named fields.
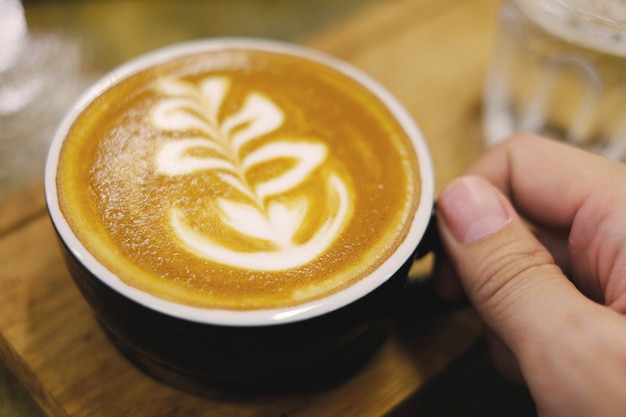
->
xmin=56 ymin=44 xmax=421 ymax=310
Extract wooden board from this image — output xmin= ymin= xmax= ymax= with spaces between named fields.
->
xmin=0 ymin=0 xmax=498 ymax=415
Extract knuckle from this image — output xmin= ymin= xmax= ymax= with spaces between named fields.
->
xmin=467 ymin=240 xmax=556 ymax=310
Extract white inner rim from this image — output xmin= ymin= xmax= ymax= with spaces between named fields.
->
xmin=45 ymin=38 xmax=434 ymax=327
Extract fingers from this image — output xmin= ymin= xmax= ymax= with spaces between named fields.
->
xmin=468 ymin=133 xmax=626 ymax=230
xmin=435 ymin=176 xmax=582 ymax=347
xmin=464 ymin=134 xmax=626 ymax=307
xmin=483 ymin=327 xmax=524 ymax=385
xmin=432 ymin=256 xmax=465 ymax=301
xmin=436 ymin=175 xmax=626 ymax=416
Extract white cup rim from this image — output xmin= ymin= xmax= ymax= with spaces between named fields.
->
xmin=45 ymin=38 xmax=434 ymax=327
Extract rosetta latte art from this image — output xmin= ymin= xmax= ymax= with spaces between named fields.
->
xmin=150 ymin=76 xmax=352 ymax=271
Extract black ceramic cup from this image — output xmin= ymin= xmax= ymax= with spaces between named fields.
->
xmin=45 ymin=38 xmax=440 ymax=390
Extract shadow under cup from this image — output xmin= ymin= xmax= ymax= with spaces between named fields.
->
xmin=45 ymin=39 xmax=440 ymax=390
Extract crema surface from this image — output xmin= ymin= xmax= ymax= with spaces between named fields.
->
xmin=57 ymin=48 xmax=420 ymax=310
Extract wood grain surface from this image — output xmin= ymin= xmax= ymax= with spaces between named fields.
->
xmin=0 ymin=0 xmax=499 ymax=415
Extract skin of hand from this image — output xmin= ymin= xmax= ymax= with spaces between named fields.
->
xmin=433 ymin=134 xmax=626 ymax=417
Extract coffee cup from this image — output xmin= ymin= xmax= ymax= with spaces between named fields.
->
xmin=45 ymin=38 xmax=439 ymax=389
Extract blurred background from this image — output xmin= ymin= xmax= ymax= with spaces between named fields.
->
xmin=0 ymin=0 xmax=382 ymax=202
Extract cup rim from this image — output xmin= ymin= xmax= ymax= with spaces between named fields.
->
xmin=45 ymin=38 xmax=434 ymax=327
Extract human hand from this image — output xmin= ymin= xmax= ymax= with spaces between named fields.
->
xmin=434 ymin=134 xmax=626 ymax=417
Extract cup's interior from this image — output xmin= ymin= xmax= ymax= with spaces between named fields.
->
xmin=45 ymin=38 xmax=434 ymax=326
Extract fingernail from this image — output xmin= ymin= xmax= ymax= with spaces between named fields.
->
xmin=438 ymin=177 xmax=510 ymax=244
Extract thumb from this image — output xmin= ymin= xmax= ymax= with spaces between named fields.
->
xmin=435 ymin=176 xmax=585 ymax=360
xmin=436 ymin=176 xmax=626 ymax=416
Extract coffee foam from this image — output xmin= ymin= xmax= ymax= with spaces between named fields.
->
xmin=55 ymin=46 xmax=422 ymax=311
xmin=151 ymin=75 xmax=352 ymax=271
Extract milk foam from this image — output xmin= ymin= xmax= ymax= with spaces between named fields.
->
xmin=170 ymin=174 xmax=350 ymax=270
xmin=151 ymin=76 xmax=353 ymax=270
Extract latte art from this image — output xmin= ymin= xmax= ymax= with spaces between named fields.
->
xmin=56 ymin=47 xmax=421 ymax=310
xmin=151 ymin=76 xmax=352 ymax=271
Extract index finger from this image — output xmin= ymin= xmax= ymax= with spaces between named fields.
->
xmin=468 ymin=134 xmax=626 ymax=230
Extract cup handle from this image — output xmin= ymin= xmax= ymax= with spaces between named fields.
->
xmin=382 ymin=205 xmax=469 ymax=320
xmin=414 ymin=204 xmax=443 ymax=260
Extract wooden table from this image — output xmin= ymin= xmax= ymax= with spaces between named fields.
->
xmin=0 ymin=0 xmax=527 ymax=416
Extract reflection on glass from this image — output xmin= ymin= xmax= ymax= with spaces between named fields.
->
xmin=0 ymin=0 xmax=96 ymax=200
